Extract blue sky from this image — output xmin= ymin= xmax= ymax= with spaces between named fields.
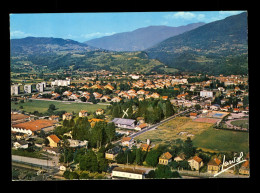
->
xmin=10 ymin=11 xmax=245 ymax=42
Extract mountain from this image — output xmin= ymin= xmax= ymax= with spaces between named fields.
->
xmin=10 ymin=37 xmax=96 ymax=56
xmin=10 ymin=37 xmax=164 ymax=73
xmin=85 ymin=23 xmax=205 ymax=51
xmin=145 ymin=12 xmax=248 ymax=75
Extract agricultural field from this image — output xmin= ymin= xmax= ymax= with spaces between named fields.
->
xmin=135 ymin=117 xmax=214 ymax=146
xmin=230 ymin=119 xmax=249 ymax=129
xmin=11 ymin=99 xmax=106 ymax=114
xmin=193 ymin=127 xmax=249 ymax=153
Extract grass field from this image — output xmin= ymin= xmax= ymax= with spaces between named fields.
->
xmin=135 ymin=117 xmax=214 ymax=146
xmin=135 ymin=116 xmax=249 ymax=153
xmin=230 ymin=119 xmax=249 ymax=128
xmin=193 ymin=127 xmax=249 ymax=153
xmin=11 ymin=100 xmax=106 ymax=114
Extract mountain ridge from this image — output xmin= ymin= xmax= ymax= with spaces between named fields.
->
xmin=85 ymin=22 xmax=205 ymax=51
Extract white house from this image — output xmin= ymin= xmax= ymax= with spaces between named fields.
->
xmin=200 ymin=90 xmax=213 ymax=98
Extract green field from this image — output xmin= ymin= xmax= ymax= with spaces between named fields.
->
xmin=193 ymin=127 xmax=249 ymax=153
xmin=11 ymin=100 xmax=106 ymax=114
xmin=230 ymin=119 xmax=249 ymax=129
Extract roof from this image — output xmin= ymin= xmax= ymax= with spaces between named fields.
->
xmin=160 ymin=152 xmax=173 ymax=160
xmin=113 ymin=167 xmax=145 ymax=175
xmin=112 ymin=118 xmax=136 ymax=126
xmin=12 ymin=119 xmax=55 ymax=131
xmin=121 ymin=137 xmax=132 ymax=142
xmin=11 ymin=114 xmax=30 ymax=121
xmin=190 ymin=156 xmax=203 ymax=163
xmin=136 ymin=123 xmax=148 ymax=129
xmin=48 ymin=134 xmax=60 ymax=143
xmin=208 ymin=158 xmax=221 ymax=166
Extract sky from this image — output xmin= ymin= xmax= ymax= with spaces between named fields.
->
xmin=10 ymin=11 xmax=245 ymax=42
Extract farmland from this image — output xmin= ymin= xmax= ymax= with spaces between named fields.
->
xmin=11 ymin=100 xmax=106 ymax=114
xmin=193 ymin=126 xmax=249 ymax=153
xmin=135 ymin=117 xmax=214 ymax=145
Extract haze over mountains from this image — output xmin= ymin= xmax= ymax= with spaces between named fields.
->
xmin=85 ymin=22 xmax=205 ymax=51
xmin=10 ymin=12 xmax=248 ymax=75
xmin=146 ymin=12 xmax=248 ymax=75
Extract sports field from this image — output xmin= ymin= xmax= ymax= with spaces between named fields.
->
xmin=11 ymin=99 xmax=106 ymax=114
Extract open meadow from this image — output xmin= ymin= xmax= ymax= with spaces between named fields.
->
xmin=135 ymin=117 xmax=214 ymax=145
xmin=11 ymin=100 xmax=106 ymax=114
xmin=135 ymin=116 xmax=249 ymax=153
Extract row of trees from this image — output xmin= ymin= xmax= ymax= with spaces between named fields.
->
xmin=108 ymin=98 xmax=175 ymax=124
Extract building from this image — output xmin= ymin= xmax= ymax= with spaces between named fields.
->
xmin=112 ymin=167 xmax=145 ymax=179
xmin=207 ymin=158 xmax=222 ymax=174
xmin=200 ymin=90 xmax=213 ymax=98
xmin=96 ymin=109 xmax=104 ymax=115
xmin=188 ymin=156 xmax=204 ymax=171
xmin=121 ymin=137 xmax=133 ymax=147
xmin=174 ymin=153 xmax=186 ymax=162
xmin=112 ymin=118 xmax=136 ymax=129
xmin=51 ymin=79 xmax=71 ymax=87
xmin=134 ymin=123 xmax=148 ymax=131
xmin=158 ymin=152 xmax=173 ymax=165
xmin=47 ymin=134 xmax=60 ymax=148
xmin=24 ymin=84 xmax=32 ymax=94
xmin=11 ymin=119 xmax=55 ymax=136
xmin=63 ymin=113 xmax=73 ymax=120
xmin=105 ymin=146 xmax=122 ymax=161
xmin=36 ymin=82 xmax=45 ymax=92
xmin=67 ymin=139 xmax=88 ymax=148
xmin=11 ymin=84 xmax=20 ymax=95
xmin=79 ymin=110 xmax=88 ymax=117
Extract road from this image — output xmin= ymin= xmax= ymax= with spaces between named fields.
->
xmin=111 ymin=108 xmax=192 ymax=145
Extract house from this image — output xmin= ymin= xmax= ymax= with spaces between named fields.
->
xmin=13 ymin=140 xmax=29 ymax=149
xmin=93 ymin=92 xmax=102 ymax=99
xmin=96 ymin=109 xmax=104 ymax=115
xmin=62 ymin=113 xmax=73 ymax=120
xmin=159 ymin=152 xmax=173 ymax=165
xmin=88 ymin=118 xmax=105 ymax=127
xmin=210 ymin=104 xmax=220 ymax=111
xmin=140 ymin=143 xmax=151 ymax=152
xmin=42 ymin=146 xmax=59 ymax=155
xmin=150 ymin=92 xmax=160 ymax=99
xmin=112 ymin=167 xmax=145 ymax=179
xmin=104 ymin=84 xmax=114 ymax=91
xmin=105 ymin=146 xmax=122 ymax=161
xmin=207 ymin=158 xmax=222 ymax=174
xmin=121 ymin=137 xmax=133 ymax=147
xmin=47 ymin=134 xmax=60 ymax=148
xmin=174 ymin=153 xmax=186 ymax=162
xmin=112 ymin=118 xmax=136 ymax=129
xmin=188 ymin=156 xmax=204 ymax=171
xmin=67 ymin=139 xmax=88 ymax=148
xmin=200 ymin=90 xmax=213 ymax=98
xmin=134 ymin=123 xmax=148 ymax=131
xmin=233 ymin=108 xmax=241 ymax=113
xmin=189 ymin=113 xmax=198 ymax=119
xmin=137 ymin=89 xmax=146 ymax=95
xmin=79 ymin=110 xmax=88 ymax=117
xmin=100 ymin=95 xmax=111 ymax=102
xmin=49 ymin=115 xmax=59 ymax=122
xmin=111 ymin=96 xmax=122 ymax=103
xmin=162 ymin=96 xmax=168 ymax=100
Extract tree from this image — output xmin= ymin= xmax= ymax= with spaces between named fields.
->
xmin=105 ymin=122 xmax=116 ymax=143
xmin=154 ymin=165 xmax=180 ymax=179
xmin=69 ymin=172 xmax=79 ymax=179
xmin=146 ymin=170 xmax=156 ymax=178
xmin=145 ymin=150 xmax=160 ymax=167
xmin=183 ymin=137 xmax=196 ymax=159
xmin=48 ymin=104 xmax=56 ymax=111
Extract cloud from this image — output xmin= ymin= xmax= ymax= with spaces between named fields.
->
xmin=164 ymin=12 xmax=196 ymax=20
xmin=10 ymin=30 xmax=33 ymax=38
xmin=164 ymin=12 xmax=206 ymax=22
xmin=81 ymin=32 xmax=116 ymax=39
xmin=219 ymin=11 xmax=243 ymax=15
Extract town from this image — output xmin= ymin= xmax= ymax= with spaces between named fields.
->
xmin=11 ymin=71 xmax=249 ymax=180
